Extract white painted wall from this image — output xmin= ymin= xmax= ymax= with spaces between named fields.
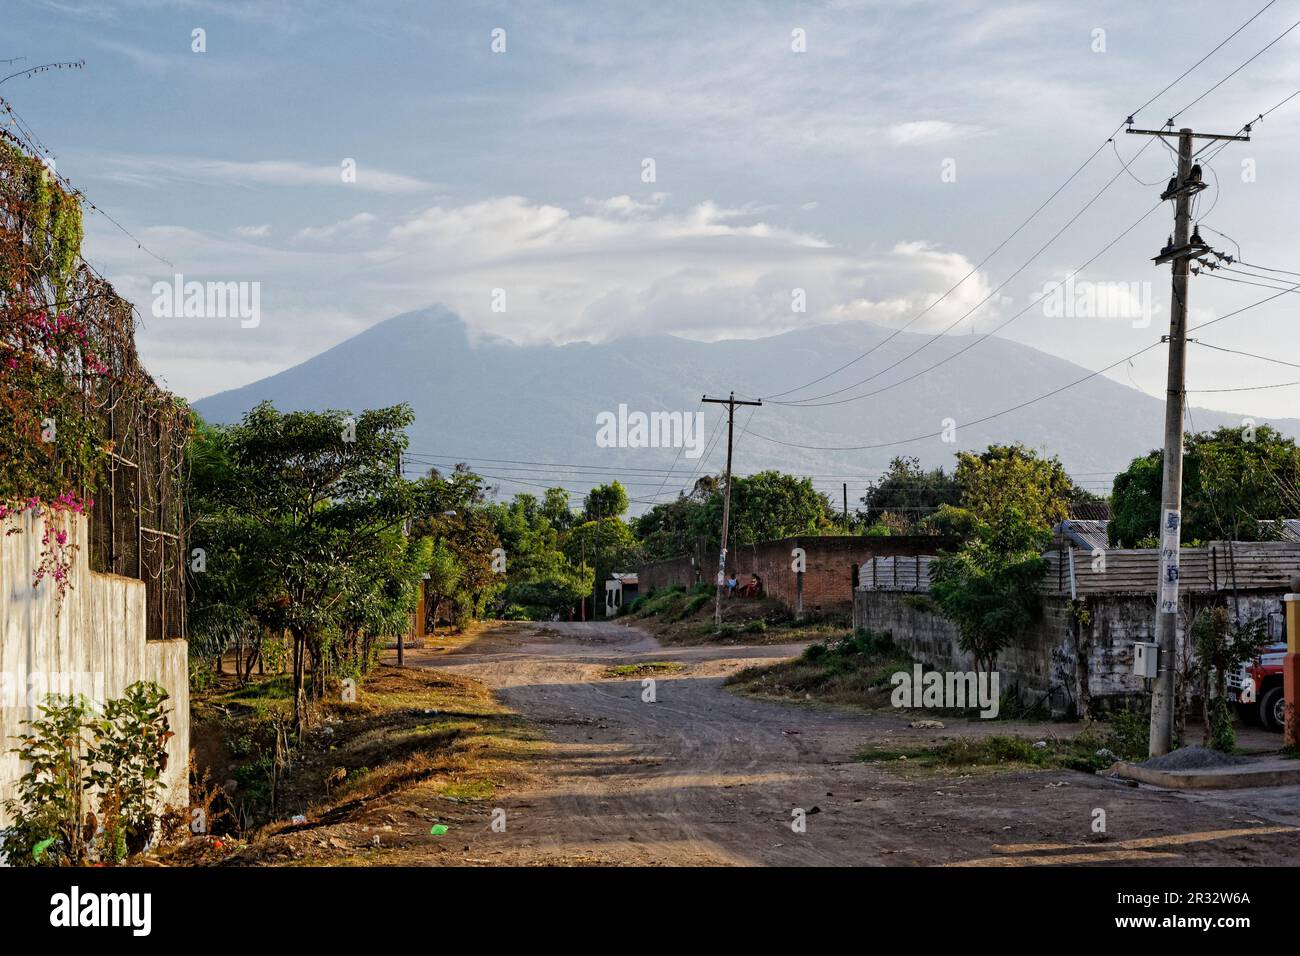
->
xmin=0 ymin=510 xmax=189 ymax=825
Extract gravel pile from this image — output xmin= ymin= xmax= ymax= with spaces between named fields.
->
xmin=1139 ymin=745 xmax=1248 ymax=771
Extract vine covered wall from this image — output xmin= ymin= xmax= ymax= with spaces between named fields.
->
xmin=0 ymin=132 xmax=188 ymax=640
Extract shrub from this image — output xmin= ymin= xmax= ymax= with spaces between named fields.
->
xmin=86 ymin=682 xmax=173 ymax=859
xmin=0 ymin=682 xmax=173 ymax=866
xmin=802 ymin=642 xmax=827 ymax=662
xmin=675 ymin=592 xmax=711 ymax=620
xmin=0 ymin=695 xmax=91 ymax=865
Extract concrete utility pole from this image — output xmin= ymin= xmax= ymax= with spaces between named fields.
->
xmin=702 ymin=392 xmax=761 ymax=628
xmin=1127 ymin=123 xmax=1249 ymax=756
xmin=396 ymin=454 xmax=406 ymax=667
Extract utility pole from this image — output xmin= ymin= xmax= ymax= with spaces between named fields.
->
xmin=843 ymin=483 xmax=849 ymax=532
xmin=396 ymin=454 xmax=406 ymax=667
xmin=702 ymin=391 xmax=762 ymax=628
xmin=1127 ymin=122 xmax=1248 ymax=756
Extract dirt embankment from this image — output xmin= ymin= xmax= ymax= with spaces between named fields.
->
xmin=171 ymin=659 xmax=544 ymax=866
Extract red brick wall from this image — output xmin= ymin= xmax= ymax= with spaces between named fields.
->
xmin=729 ymin=536 xmax=950 ymax=613
xmin=637 ymin=554 xmax=702 ymax=593
xmin=637 ymin=536 xmax=953 ymax=615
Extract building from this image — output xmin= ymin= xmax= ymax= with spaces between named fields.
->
xmin=854 ymin=540 xmax=1300 ymax=716
xmin=604 ymin=572 xmax=639 ymax=617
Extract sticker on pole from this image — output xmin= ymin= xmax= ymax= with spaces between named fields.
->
xmin=1158 ymin=508 xmax=1181 ymax=612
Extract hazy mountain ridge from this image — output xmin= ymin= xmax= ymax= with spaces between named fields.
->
xmin=194 ymin=307 xmax=1300 ymax=507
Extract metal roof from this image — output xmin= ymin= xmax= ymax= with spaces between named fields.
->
xmin=1055 ymin=519 xmax=1110 ymax=551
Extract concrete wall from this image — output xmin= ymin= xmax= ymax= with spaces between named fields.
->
xmin=853 ymin=585 xmax=1288 ymax=716
xmin=0 ymin=510 xmax=189 ymax=825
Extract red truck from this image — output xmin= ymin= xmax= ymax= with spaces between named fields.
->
xmin=1228 ymin=641 xmax=1288 ymax=733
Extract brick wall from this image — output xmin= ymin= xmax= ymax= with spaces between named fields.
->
xmin=637 ymin=535 xmax=954 ymax=615
xmin=636 ymin=554 xmax=702 ymax=593
xmin=729 ymin=535 xmax=952 ymax=614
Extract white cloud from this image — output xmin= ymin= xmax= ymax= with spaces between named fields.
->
xmin=92 ymin=192 xmax=1001 ymax=398
xmin=887 ymin=121 xmax=981 ymax=145
xmin=293 ymin=213 xmax=376 ymax=241
xmin=377 ymin=195 xmax=983 ymax=344
xmin=93 ymin=155 xmax=436 ymax=194
xmin=234 ymin=223 xmax=271 ymax=237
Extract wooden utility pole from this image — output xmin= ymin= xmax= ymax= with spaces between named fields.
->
xmin=1127 ymin=123 xmax=1248 ymax=756
xmin=702 ymin=392 xmax=761 ymax=628
xmin=843 ymin=483 xmax=849 ymax=532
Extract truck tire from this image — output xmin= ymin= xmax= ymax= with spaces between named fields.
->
xmin=1259 ymin=685 xmax=1286 ymax=734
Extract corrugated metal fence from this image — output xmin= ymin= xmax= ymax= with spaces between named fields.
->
xmin=859 ymin=542 xmax=1300 ymax=596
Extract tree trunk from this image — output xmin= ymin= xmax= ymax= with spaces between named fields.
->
xmin=291 ymin=628 xmax=306 ymax=731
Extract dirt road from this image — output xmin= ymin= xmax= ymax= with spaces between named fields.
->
xmin=401 ymin=621 xmax=1300 ymax=866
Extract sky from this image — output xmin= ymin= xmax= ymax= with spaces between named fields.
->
xmin=7 ymin=0 xmax=1300 ymax=419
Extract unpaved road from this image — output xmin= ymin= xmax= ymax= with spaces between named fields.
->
xmin=401 ymin=621 xmax=1300 ymax=866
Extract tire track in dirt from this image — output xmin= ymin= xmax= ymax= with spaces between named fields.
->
xmin=404 ymin=622 xmax=1300 ymax=867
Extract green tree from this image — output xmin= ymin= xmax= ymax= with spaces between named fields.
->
xmin=1110 ymin=425 xmax=1300 ymax=547
xmin=566 ymin=514 xmax=640 ymax=612
xmin=333 ymin=530 xmax=430 ymax=675
xmin=483 ymin=491 xmax=587 ymax=620
xmin=583 ymin=481 xmax=629 ymax=521
xmin=423 ymin=539 xmax=464 ymax=628
xmin=541 ymin=486 xmax=577 ymax=531
xmin=1191 ymin=607 xmax=1272 ymax=752
xmin=954 ymin=444 xmax=1073 ymax=535
xmin=929 ymin=510 xmax=1049 ymax=673
xmin=693 ymin=470 xmax=836 ymax=551
xmin=186 ymin=411 xmax=276 ymax=682
xmin=213 ymin=402 xmax=421 ymax=727
xmin=632 ymin=478 xmax=712 ymax=561
xmin=859 ymin=456 xmax=961 ymax=533
xmin=412 ymin=466 xmax=503 ymax=627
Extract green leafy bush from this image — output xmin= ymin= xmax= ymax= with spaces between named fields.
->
xmin=1 ymin=681 xmax=172 ymax=866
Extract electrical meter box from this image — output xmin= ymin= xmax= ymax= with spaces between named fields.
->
xmin=1133 ymin=641 xmax=1159 ymax=678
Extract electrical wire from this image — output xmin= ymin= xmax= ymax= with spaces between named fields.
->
xmin=771 ymin=196 xmax=1165 ymax=409
xmin=745 ymin=281 xmax=1298 ymax=452
xmin=759 ymin=0 xmax=1282 ymax=404
xmin=1171 ymin=9 xmax=1300 ymax=122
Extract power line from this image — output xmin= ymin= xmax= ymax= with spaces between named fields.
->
xmin=0 ymin=94 xmax=175 ymax=270
xmin=1134 ymin=0 xmax=1279 ymax=119
xmin=1191 ymin=339 xmax=1300 ymax=371
xmin=758 ymin=0 xmax=1280 ymax=404
xmin=646 ymin=399 xmax=706 ymax=505
xmin=1196 ymin=80 xmax=1300 ymax=161
xmin=1187 ymin=379 xmax=1300 ymax=393
xmin=1171 ymin=8 xmax=1300 ymax=121
xmin=746 ymin=281 xmax=1295 ymax=453
xmin=771 ymin=196 xmax=1164 ymax=409
xmin=1237 ymin=259 xmax=1300 ymax=278
xmin=1198 ymin=271 xmax=1300 ymax=294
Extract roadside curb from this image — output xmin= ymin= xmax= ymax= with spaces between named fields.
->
xmin=1109 ymin=757 xmax=1300 ymax=790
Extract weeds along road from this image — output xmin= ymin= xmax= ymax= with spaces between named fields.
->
xmin=407 ymin=621 xmax=1300 ymax=867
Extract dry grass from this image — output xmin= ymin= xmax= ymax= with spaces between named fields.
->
xmin=724 ymin=631 xmax=912 ymax=710
xmin=601 ymin=661 xmax=685 ymax=679
xmin=627 ymin=585 xmax=852 ymax=646
xmin=180 ymin=663 xmax=545 ymax=865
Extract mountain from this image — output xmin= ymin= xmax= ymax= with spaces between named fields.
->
xmin=193 ymin=307 xmax=1300 ymax=510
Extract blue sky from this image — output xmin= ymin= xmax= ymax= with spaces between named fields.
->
xmin=8 ymin=0 xmax=1300 ymax=417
